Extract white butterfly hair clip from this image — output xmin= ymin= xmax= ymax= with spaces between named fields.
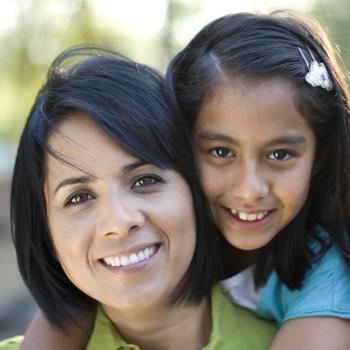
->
xmin=297 ymin=47 xmax=333 ymax=91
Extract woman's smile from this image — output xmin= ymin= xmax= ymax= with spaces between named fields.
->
xmin=100 ymin=243 xmax=161 ymax=274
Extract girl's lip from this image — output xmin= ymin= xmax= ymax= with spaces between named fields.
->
xmin=222 ymin=206 xmax=276 ymax=230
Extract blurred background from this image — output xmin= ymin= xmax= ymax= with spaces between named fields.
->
xmin=0 ymin=0 xmax=349 ymax=340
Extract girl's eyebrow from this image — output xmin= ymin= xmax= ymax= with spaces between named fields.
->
xmin=264 ymin=135 xmax=307 ymax=147
xmin=196 ymin=131 xmax=239 ymax=145
xmin=197 ymin=131 xmax=306 ymax=147
xmin=53 ymin=160 xmax=148 ymax=195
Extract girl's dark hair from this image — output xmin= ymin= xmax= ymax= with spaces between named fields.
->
xmin=165 ymin=11 xmax=350 ymax=289
xmin=11 ymin=45 xmax=220 ymax=329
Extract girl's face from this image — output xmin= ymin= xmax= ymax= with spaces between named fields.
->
xmin=194 ymin=78 xmax=316 ymax=250
xmin=44 ymin=115 xmax=196 ymax=316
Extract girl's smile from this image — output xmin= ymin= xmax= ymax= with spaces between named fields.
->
xmin=194 ymin=78 xmax=317 ymax=250
xmin=223 ymin=206 xmax=276 ymax=231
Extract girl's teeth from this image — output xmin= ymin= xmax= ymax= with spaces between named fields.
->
xmin=257 ymin=212 xmax=264 ymax=220
xmin=230 ymin=209 xmax=268 ymax=222
xmin=103 ymin=245 xmax=157 ymax=267
xmin=239 ymin=212 xmax=248 ymax=220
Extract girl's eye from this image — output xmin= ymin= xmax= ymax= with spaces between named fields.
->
xmin=133 ymin=174 xmax=163 ymax=188
xmin=268 ymin=150 xmax=293 ymax=161
xmin=65 ymin=192 xmax=94 ymax=207
xmin=210 ymin=147 xmax=233 ymax=158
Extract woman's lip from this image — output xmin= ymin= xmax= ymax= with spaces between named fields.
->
xmin=222 ymin=206 xmax=276 ymax=230
xmin=100 ymin=243 xmax=160 ymax=260
xmin=100 ymin=244 xmax=161 ymax=273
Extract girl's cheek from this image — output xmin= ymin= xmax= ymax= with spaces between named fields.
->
xmin=198 ymin=165 xmax=224 ymax=199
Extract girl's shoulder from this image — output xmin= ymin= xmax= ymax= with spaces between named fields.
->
xmin=257 ymin=228 xmax=350 ymax=325
xmin=220 ymin=227 xmax=350 ymax=326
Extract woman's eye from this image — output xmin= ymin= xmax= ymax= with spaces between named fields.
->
xmin=133 ymin=175 xmax=162 ymax=188
xmin=268 ymin=150 xmax=293 ymax=161
xmin=210 ymin=147 xmax=233 ymax=158
xmin=65 ymin=193 xmax=94 ymax=207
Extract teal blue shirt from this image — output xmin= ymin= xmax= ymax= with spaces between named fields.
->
xmin=257 ymin=239 xmax=350 ymax=325
xmin=221 ymin=227 xmax=350 ymax=326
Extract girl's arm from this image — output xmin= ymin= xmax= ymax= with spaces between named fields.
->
xmin=19 ymin=311 xmax=94 ymax=350
xmin=269 ymin=317 xmax=350 ymax=350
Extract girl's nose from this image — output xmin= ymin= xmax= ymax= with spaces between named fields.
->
xmin=231 ymin=163 xmax=269 ymax=203
xmin=97 ymin=192 xmax=145 ymax=238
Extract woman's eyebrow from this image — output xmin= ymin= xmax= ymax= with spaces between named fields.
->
xmin=54 ymin=160 xmax=148 ymax=194
xmin=122 ymin=159 xmax=148 ymax=173
xmin=54 ymin=160 xmax=149 ymax=194
xmin=54 ymin=175 xmax=96 ymax=195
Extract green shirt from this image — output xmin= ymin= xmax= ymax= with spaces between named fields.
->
xmin=0 ymin=286 xmax=276 ymax=349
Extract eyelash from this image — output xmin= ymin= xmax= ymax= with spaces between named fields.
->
xmin=132 ymin=174 xmax=164 ymax=189
xmin=209 ymin=147 xmax=234 ymax=158
xmin=267 ymin=149 xmax=295 ymax=161
xmin=208 ymin=147 xmax=295 ymax=162
xmin=63 ymin=174 xmax=165 ymax=207
xmin=64 ymin=191 xmax=95 ymax=207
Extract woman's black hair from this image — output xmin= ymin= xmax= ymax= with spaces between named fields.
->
xmin=11 ymin=45 xmax=220 ymax=329
xmin=165 ymin=11 xmax=350 ymax=289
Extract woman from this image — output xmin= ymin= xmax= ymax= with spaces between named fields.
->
xmin=0 ymin=46 xmax=275 ymax=350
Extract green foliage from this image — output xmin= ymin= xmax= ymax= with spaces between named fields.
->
xmin=1 ymin=0 xmax=349 ymax=144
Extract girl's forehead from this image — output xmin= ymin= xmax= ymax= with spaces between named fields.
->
xmin=200 ymin=77 xmax=299 ymax=121
xmin=211 ymin=77 xmax=297 ymax=100
xmin=195 ymin=77 xmax=315 ymax=146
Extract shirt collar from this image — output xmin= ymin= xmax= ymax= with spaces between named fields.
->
xmin=86 ymin=307 xmax=140 ymax=350
xmin=86 ymin=285 xmax=272 ymax=350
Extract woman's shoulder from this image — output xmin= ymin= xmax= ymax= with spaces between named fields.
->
xmin=0 ymin=336 xmax=23 ymax=350
xmin=209 ymin=285 xmax=276 ymax=349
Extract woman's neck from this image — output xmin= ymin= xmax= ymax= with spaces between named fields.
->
xmin=104 ymin=298 xmax=211 ymax=350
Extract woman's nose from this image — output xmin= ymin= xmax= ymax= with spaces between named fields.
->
xmin=97 ymin=192 xmax=145 ymax=238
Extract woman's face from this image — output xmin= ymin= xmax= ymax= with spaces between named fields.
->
xmin=44 ymin=115 xmax=196 ymax=315
xmin=194 ymin=78 xmax=316 ymax=250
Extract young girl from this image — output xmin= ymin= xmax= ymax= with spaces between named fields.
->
xmin=14 ymin=11 xmax=350 ymax=350
xmin=0 ymin=46 xmax=276 ymax=350
xmin=166 ymin=10 xmax=350 ymax=349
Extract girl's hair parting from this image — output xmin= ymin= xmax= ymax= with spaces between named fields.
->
xmin=11 ymin=45 xmax=220 ymax=329
xmin=165 ymin=11 xmax=350 ymax=289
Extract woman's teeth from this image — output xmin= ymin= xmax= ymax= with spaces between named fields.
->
xmin=103 ymin=245 xmax=157 ymax=267
xmin=230 ymin=208 xmax=268 ymax=221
